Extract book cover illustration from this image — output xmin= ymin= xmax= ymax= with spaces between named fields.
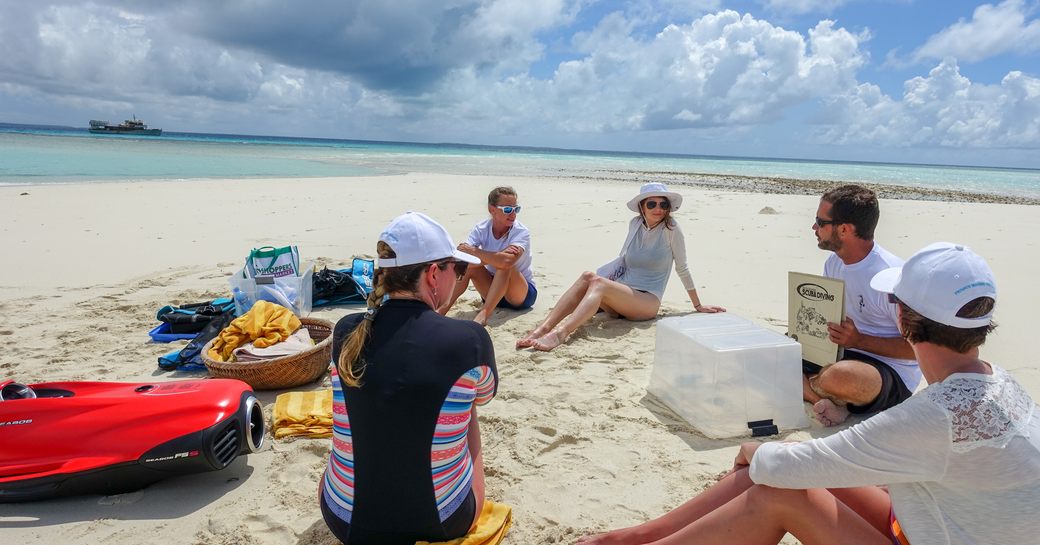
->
xmin=788 ymin=272 xmax=845 ymax=367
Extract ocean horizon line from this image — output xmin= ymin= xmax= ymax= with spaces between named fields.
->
xmin=3 ymin=121 xmax=1037 ymax=175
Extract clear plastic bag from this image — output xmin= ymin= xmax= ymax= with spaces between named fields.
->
xmin=229 ymin=263 xmax=313 ymax=317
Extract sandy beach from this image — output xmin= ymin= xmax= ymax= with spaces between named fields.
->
xmin=2 ymin=173 xmax=1038 ymax=545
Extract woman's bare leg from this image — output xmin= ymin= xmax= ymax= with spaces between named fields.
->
xmin=648 ymin=485 xmax=891 ymax=545
xmin=530 ymin=277 xmax=659 ymax=351
xmin=826 ymin=486 xmax=892 ymax=536
xmin=578 ymin=469 xmax=891 ymax=545
xmin=517 ymin=271 xmax=596 ymax=347
xmin=577 ymin=468 xmax=757 ymax=545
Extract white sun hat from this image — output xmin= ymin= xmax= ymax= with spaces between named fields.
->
xmin=376 ymin=211 xmax=481 ymax=268
xmin=626 ymin=182 xmax=684 ymax=212
xmin=870 ymin=242 xmax=997 ymax=328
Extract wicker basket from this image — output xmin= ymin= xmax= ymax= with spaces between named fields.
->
xmin=202 ymin=317 xmax=334 ymax=390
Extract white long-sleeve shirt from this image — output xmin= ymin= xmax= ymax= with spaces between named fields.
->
xmin=617 ymin=217 xmax=697 ymax=300
xmin=749 ymin=365 xmax=1040 ymax=545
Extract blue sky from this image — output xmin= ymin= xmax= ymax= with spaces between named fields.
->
xmin=1 ymin=0 xmax=1038 ymax=167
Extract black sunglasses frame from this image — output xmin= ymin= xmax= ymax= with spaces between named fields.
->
xmin=437 ymin=260 xmax=468 ymax=280
xmin=815 ymin=217 xmax=840 ymax=227
xmin=644 ymin=199 xmax=671 ymax=210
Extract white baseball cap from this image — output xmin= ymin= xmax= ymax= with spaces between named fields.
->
xmin=626 ymin=182 xmax=684 ymax=212
xmin=376 ymin=211 xmax=481 ymax=268
xmin=870 ymin=242 xmax=996 ymax=328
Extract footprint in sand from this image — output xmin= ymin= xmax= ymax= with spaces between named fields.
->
xmin=533 ymin=425 xmax=557 ymax=437
xmin=537 ymin=434 xmax=586 ymax=455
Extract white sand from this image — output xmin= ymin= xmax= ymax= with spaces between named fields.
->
xmin=1 ymin=174 xmax=1038 ymax=544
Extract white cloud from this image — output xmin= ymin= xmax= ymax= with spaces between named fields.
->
xmin=913 ymin=0 xmax=1040 ymax=63
xmin=3 ymin=5 xmax=267 ymax=103
xmin=759 ymin=0 xmax=849 ymax=15
xmin=172 ymin=0 xmax=582 ymax=92
xmin=820 ymin=58 xmax=1040 ymax=148
xmin=523 ymin=11 xmax=868 ymax=132
xmin=1 ymin=1 xmax=1037 ymax=158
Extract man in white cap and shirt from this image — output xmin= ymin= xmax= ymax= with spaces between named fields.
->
xmin=806 ymin=184 xmax=920 ymax=426
xmin=579 ymin=241 xmax=1040 ymax=545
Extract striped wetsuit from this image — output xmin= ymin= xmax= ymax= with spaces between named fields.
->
xmin=321 ymin=299 xmax=497 ymax=545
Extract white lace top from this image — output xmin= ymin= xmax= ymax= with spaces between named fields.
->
xmin=750 ymin=365 xmax=1040 ymax=545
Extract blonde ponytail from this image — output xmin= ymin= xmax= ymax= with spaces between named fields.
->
xmin=335 ymin=241 xmax=428 ymax=387
xmin=336 ymin=270 xmax=386 ymax=387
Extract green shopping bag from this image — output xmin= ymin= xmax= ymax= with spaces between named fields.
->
xmin=246 ymin=245 xmax=300 ymax=278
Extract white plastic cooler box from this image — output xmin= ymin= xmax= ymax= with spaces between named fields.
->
xmin=647 ymin=313 xmax=809 ymax=438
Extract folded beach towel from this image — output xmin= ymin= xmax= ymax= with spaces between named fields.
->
xmin=207 ymin=300 xmax=302 ymax=362
xmin=272 ymin=389 xmax=333 ymax=439
xmin=415 ymin=500 xmax=513 ymax=545
xmin=233 ymin=327 xmax=314 ymax=362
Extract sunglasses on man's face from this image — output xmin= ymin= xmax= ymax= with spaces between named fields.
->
xmin=644 ymin=199 xmax=670 ymax=210
xmin=815 ymin=217 xmax=840 ymax=227
xmin=495 ymin=205 xmax=521 ymax=214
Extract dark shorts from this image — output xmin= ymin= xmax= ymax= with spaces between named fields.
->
xmin=802 ymin=350 xmax=913 ymax=414
xmin=494 ymin=280 xmax=537 ymax=310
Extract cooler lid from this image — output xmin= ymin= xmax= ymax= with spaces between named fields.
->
xmin=696 ymin=328 xmax=798 ymax=350
xmin=661 ymin=313 xmax=755 ymax=335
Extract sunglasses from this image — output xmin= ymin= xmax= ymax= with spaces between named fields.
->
xmin=437 ymin=260 xmax=468 ymax=280
xmin=643 ymin=199 xmax=671 ymax=210
xmin=887 ymin=293 xmax=901 ymax=305
xmin=815 ymin=217 xmax=840 ymax=227
xmin=495 ymin=205 xmax=521 ymax=214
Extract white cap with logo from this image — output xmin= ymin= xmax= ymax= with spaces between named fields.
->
xmin=870 ymin=242 xmax=997 ymax=329
xmin=376 ymin=211 xmax=481 ymax=268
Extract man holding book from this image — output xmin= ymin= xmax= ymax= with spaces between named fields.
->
xmin=806 ymin=185 xmax=919 ymax=426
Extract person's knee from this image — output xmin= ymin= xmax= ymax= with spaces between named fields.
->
xmin=746 ymin=485 xmax=807 ymax=518
xmin=461 ymin=263 xmax=481 ymax=280
xmin=586 ymin=274 xmax=609 ymax=293
xmin=815 ymin=361 xmax=880 ymax=403
xmin=580 ymin=270 xmax=598 ymax=283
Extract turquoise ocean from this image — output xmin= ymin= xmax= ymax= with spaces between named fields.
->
xmin=3 ymin=123 xmax=1039 ymax=200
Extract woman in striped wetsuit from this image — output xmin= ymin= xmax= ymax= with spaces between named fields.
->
xmin=321 ymin=212 xmax=497 ymax=545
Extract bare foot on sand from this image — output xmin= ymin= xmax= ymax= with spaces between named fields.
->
xmin=473 ymin=309 xmax=491 ymax=327
xmin=516 ymin=327 xmax=547 ymax=349
xmin=813 ymin=398 xmax=850 ymax=427
xmin=530 ymin=329 xmax=565 ymax=352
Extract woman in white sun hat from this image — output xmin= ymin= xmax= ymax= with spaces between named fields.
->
xmin=579 ymin=242 xmax=1040 ymax=545
xmin=517 ymin=182 xmax=724 ymax=352
xmin=321 ymin=211 xmax=499 ymax=544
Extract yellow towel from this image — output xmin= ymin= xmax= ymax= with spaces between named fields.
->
xmin=207 ymin=300 xmax=302 ymax=362
xmin=415 ymin=500 xmax=513 ymax=545
xmin=272 ymin=389 xmax=333 ymax=439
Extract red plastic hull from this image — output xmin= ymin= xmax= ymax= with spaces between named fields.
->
xmin=0 ymin=379 xmax=264 ymax=502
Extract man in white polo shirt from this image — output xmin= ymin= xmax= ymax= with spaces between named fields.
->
xmin=806 ymin=185 xmax=921 ymax=426
xmin=439 ymin=186 xmax=536 ymax=326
